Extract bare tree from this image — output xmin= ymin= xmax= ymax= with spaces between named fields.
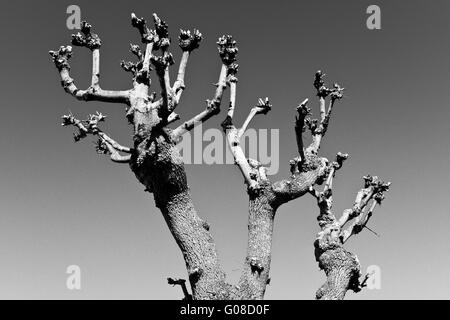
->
xmin=49 ymin=13 xmax=389 ymax=300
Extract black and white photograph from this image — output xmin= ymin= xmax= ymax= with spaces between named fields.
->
xmin=0 ymin=0 xmax=449 ymax=313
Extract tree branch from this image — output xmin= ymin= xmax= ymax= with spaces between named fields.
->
xmin=221 ymin=80 xmax=271 ymax=192
xmin=142 ymin=42 xmax=154 ymax=78
xmin=271 ymin=157 xmax=329 ymax=207
xmin=173 ymin=29 xmax=203 ymax=105
xmin=295 ymin=98 xmax=310 ymax=164
xmin=338 ymin=189 xmax=372 ymax=229
xmin=307 ymin=156 xmax=389 ymax=300
xmin=310 ymin=172 xmax=389 ymax=300
xmin=304 ymin=71 xmax=344 ymax=154
xmin=167 ymin=112 xmax=181 ymax=125
xmin=307 ymin=153 xmax=348 ymax=227
xmin=129 ymin=13 xmax=158 ymax=88
xmin=237 ymin=97 xmax=271 ymax=138
xmin=151 ymin=52 xmax=174 ymax=114
xmin=167 ymin=277 xmax=192 ymax=300
xmin=271 ymin=71 xmax=345 ymax=207
xmin=171 ymin=35 xmax=237 ymax=140
xmin=61 ymin=112 xmax=132 ymax=164
xmin=97 ymin=132 xmax=131 ymax=154
xmin=171 ymin=65 xmax=226 ymax=139
xmin=340 ymin=176 xmax=390 ymax=243
xmin=226 ymin=64 xmax=238 ymax=120
xmin=221 ymin=66 xmax=258 ymax=191
xmin=148 ymin=14 xmax=175 ymax=117
xmin=107 ymin=149 xmax=132 ymax=163
xmin=49 ymin=22 xmax=130 ymax=104
xmin=217 ymin=66 xmax=274 ymax=298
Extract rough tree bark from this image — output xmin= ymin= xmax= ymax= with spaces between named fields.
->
xmin=50 ymin=13 xmax=389 ymax=300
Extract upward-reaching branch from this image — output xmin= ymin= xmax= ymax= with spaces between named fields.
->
xmin=295 ymin=98 xmax=310 ymax=164
xmin=172 ymin=35 xmax=238 ymax=141
xmin=173 ymin=29 xmax=202 ymax=104
xmin=339 ymin=175 xmax=391 ymax=243
xmin=305 ymin=71 xmax=344 ymax=154
xmin=49 ymin=22 xmax=131 ymax=104
xmin=271 ymin=71 xmax=344 ymax=206
xmin=308 ymin=163 xmax=390 ymax=300
xmin=149 ymin=14 xmax=174 ymax=117
xmin=219 ymin=60 xmax=276 ymax=299
xmin=221 ymin=88 xmax=272 ymax=193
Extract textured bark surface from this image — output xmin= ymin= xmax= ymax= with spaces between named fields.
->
xmin=313 ymin=215 xmax=361 ymax=300
xmin=130 ymin=132 xmax=230 ymax=299
xmin=315 ymin=246 xmax=360 ymax=300
xmin=235 ymin=185 xmax=276 ymax=299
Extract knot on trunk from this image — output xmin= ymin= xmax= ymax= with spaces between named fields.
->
xmin=250 ymin=257 xmax=264 ymax=275
xmin=188 ymin=267 xmax=203 ymax=284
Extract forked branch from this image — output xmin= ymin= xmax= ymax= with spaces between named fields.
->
xmin=309 ymin=162 xmax=390 ymax=300
xmin=339 ymin=175 xmax=391 ymax=243
xmin=172 ymin=35 xmax=238 ymax=141
xmin=221 ymin=70 xmax=272 ymax=193
xmin=49 ymin=22 xmax=130 ymax=104
xmin=305 ymin=71 xmax=344 ymax=154
xmin=271 ymin=71 xmax=344 ymax=206
xmin=61 ymin=111 xmax=132 ymax=163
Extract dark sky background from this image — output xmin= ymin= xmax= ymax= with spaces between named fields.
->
xmin=0 ymin=0 xmax=449 ymax=299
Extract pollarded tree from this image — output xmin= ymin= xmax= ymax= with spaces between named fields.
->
xmin=49 ymin=13 xmax=390 ymax=300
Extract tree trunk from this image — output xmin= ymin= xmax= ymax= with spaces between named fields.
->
xmin=314 ymin=243 xmax=360 ymax=300
xmin=130 ymin=130 xmax=230 ymax=299
xmin=235 ymin=185 xmax=276 ymax=299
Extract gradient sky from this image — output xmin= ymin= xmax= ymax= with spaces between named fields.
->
xmin=0 ymin=0 xmax=449 ymax=299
